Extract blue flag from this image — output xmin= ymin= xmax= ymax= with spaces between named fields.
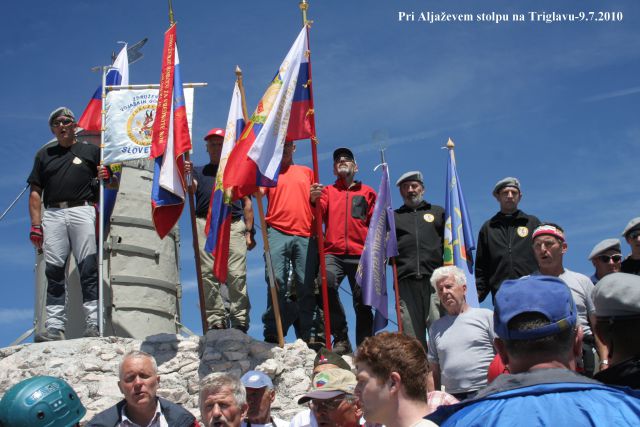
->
xmin=444 ymin=143 xmax=479 ymax=307
xmin=356 ymin=163 xmax=399 ymax=333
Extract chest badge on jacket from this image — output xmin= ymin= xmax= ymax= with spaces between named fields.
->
xmin=517 ymin=226 xmax=529 ymax=237
xmin=72 ymin=157 xmax=83 ymax=165
xmin=423 ymin=213 xmax=435 ymax=223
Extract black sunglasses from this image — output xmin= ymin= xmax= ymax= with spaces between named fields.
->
xmin=597 ymin=254 xmax=622 ymax=263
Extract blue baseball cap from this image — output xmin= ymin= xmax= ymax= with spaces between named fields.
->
xmin=241 ymin=370 xmax=273 ymax=389
xmin=494 ymin=276 xmax=577 ymax=340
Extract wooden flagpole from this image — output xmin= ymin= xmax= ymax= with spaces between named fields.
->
xmin=236 ymin=67 xmax=286 ymax=347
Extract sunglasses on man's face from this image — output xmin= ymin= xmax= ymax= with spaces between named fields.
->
xmin=597 ymin=254 xmax=622 ymax=263
xmin=628 ymin=231 xmax=640 ymax=240
xmin=51 ymin=118 xmax=74 ymax=127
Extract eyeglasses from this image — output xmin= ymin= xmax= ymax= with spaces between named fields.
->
xmin=51 ymin=118 xmax=74 ymax=127
xmin=597 ymin=254 xmax=622 ymax=263
xmin=310 ymin=395 xmax=355 ymax=411
xmin=628 ymin=231 xmax=640 ymax=240
xmin=334 ymin=157 xmax=353 ymax=164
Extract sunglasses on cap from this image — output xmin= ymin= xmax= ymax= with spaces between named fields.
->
xmin=597 ymin=254 xmax=622 ymax=263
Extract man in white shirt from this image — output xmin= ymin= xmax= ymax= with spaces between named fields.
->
xmin=241 ymin=370 xmax=287 ymax=427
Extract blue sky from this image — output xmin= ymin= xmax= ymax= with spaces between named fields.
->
xmin=0 ymin=0 xmax=638 ymax=347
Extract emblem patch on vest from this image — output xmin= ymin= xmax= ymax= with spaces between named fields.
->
xmin=517 ymin=226 xmax=529 ymax=237
xmin=424 ymin=213 xmax=435 ymax=223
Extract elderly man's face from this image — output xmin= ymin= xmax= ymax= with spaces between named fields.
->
xmin=627 ymin=230 xmax=640 ymax=255
xmin=117 ymin=356 xmax=160 ymax=412
xmin=245 ymin=387 xmax=273 ymax=423
xmin=311 ymin=394 xmax=361 ymax=427
xmin=201 ymin=386 xmax=247 ymax=427
xmin=533 ymin=235 xmax=566 ymax=272
xmin=333 ymin=156 xmax=357 ymax=179
xmin=399 ymin=181 xmax=424 ymax=208
xmin=592 ymin=249 xmax=622 ymax=279
xmin=436 ymin=275 xmax=467 ymax=315
xmin=50 ymin=116 xmax=77 ymax=143
xmin=495 ymin=186 xmax=521 ymax=214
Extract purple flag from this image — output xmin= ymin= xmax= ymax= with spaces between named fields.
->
xmin=356 ymin=163 xmax=399 ymax=333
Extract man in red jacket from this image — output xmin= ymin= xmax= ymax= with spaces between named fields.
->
xmin=310 ymin=147 xmax=376 ymax=354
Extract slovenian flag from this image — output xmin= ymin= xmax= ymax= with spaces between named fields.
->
xmin=286 ymin=28 xmax=313 ymax=142
xmin=204 ymin=82 xmax=246 ymax=283
xmin=223 ymin=27 xmax=308 ymax=199
xmin=77 ymin=45 xmax=129 ymax=132
xmin=150 ymin=24 xmax=191 ymax=239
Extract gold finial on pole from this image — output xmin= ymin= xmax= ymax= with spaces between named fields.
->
xmin=447 ymin=137 xmax=455 ymax=149
xmin=235 ymin=65 xmax=242 ymax=79
xmin=299 ymin=0 xmax=309 ymax=25
xmin=168 ymin=0 xmax=175 ymax=25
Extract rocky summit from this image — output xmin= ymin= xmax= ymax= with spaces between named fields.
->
xmin=0 ymin=329 xmax=325 ymax=424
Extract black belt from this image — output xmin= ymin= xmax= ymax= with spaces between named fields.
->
xmin=46 ymin=200 xmax=93 ymax=209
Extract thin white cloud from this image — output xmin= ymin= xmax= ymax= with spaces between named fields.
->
xmin=583 ymin=86 xmax=640 ymax=103
xmin=0 ymin=308 xmax=32 ymax=325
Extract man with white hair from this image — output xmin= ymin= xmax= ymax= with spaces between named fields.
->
xmin=427 ymin=266 xmax=496 ymax=399
xmin=200 ymin=372 xmax=248 ymax=427
xmin=393 ymin=171 xmax=445 ymax=350
xmin=240 ymin=370 xmax=287 ymax=427
xmin=87 ymin=350 xmax=198 ymax=426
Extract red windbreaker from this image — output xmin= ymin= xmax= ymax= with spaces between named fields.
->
xmin=316 ymin=179 xmax=377 ymax=256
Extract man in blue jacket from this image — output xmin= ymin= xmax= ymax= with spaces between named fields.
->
xmin=428 ymin=275 xmax=640 ymax=426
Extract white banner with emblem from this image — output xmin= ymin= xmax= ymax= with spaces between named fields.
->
xmin=103 ymin=88 xmax=194 ymax=165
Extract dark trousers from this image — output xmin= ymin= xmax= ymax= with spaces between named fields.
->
xmin=321 ymin=254 xmax=373 ymax=346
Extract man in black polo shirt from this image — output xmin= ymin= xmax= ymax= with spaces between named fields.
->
xmin=393 ymin=171 xmax=445 ymax=350
xmin=28 ymin=107 xmax=114 ymax=341
xmin=186 ymin=128 xmax=255 ymax=332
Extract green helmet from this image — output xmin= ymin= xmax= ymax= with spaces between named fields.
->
xmin=0 ymin=376 xmax=86 ymax=427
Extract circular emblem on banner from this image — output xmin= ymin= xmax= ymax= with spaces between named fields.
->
xmin=424 ymin=213 xmax=435 ymax=223
xmin=517 ymin=226 xmax=529 ymax=238
xmin=127 ymin=105 xmax=156 ymax=146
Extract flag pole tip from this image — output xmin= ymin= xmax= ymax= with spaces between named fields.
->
xmin=446 ymin=138 xmax=455 ymax=149
xmin=235 ymin=65 xmax=242 ymax=76
xmin=299 ymin=0 xmax=309 ymax=12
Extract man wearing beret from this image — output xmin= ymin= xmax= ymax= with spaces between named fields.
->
xmin=310 ymin=147 xmax=376 ymax=354
xmin=428 ymin=276 xmax=640 ymax=426
xmin=530 ymin=223 xmax=606 ymax=377
xmin=475 ymin=177 xmax=540 ymax=303
xmin=621 ymin=217 xmax=640 ymax=276
xmin=593 ymin=272 xmax=640 ymax=388
xmin=185 ymin=128 xmax=255 ymax=332
xmin=393 ymin=171 xmax=444 ymax=350
xmin=588 ymin=238 xmax=622 ymax=284
xmin=28 ymin=107 xmax=115 ymax=341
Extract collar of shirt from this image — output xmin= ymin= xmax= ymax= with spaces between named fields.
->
xmin=119 ymin=400 xmax=168 ymax=427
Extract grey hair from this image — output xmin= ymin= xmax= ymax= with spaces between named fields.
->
xmin=430 ymin=266 xmax=467 ymax=288
xmin=200 ymin=372 xmax=247 ymax=409
xmin=119 ymin=350 xmax=158 ymax=379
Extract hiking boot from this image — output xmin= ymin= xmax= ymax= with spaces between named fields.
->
xmin=233 ymin=325 xmax=248 ymax=334
xmin=307 ymin=336 xmax=326 ymax=352
xmin=84 ymin=324 xmax=100 ymax=338
xmin=264 ymin=335 xmax=279 ymax=344
xmin=34 ymin=328 xmax=65 ymax=343
xmin=332 ymin=338 xmax=353 ymax=356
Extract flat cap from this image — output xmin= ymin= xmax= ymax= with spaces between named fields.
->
xmin=588 ymin=238 xmax=621 ymax=260
xmin=240 ymin=370 xmax=273 ymax=389
xmin=593 ymin=273 xmax=640 ymax=318
xmin=493 ymin=177 xmax=520 ymax=196
xmin=48 ymin=107 xmax=75 ymax=126
xmin=622 ymin=217 xmax=640 ymax=237
xmin=396 ymin=171 xmax=424 ymax=187
xmin=333 ymin=147 xmax=355 ymax=162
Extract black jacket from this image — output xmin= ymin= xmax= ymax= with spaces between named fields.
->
xmin=86 ymin=397 xmax=198 ymax=427
xmin=393 ymin=201 xmax=444 ymax=281
xmin=475 ymin=210 xmax=540 ymax=302
xmin=594 ymin=356 xmax=640 ymax=389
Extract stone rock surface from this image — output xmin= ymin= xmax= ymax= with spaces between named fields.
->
xmin=0 ymin=330 xmax=319 ymax=424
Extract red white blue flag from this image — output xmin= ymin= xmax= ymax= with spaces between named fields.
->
xmin=78 ymin=45 xmax=129 ymax=132
xmin=204 ymin=82 xmax=246 ymax=283
xmin=150 ymin=24 xmax=191 ymax=239
xmin=224 ymin=27 xmax=308 ymax=199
